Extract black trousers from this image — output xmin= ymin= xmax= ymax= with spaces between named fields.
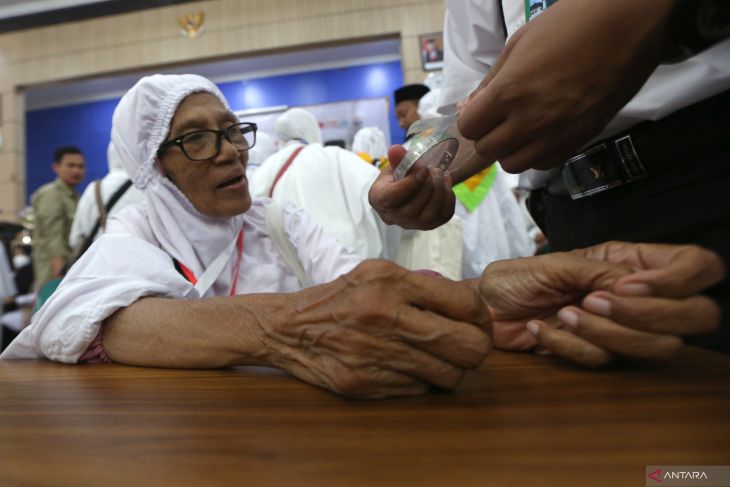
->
xmin=528 ymin=147 xmax=730 ymax=353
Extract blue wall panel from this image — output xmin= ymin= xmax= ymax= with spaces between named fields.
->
xmin=25 ymin=60 xmax=404 ymax=201
xmin=26 ymin=98 xmax=119 ymax=200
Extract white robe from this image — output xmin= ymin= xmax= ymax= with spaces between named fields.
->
xmin=68 ymin=171 xmax=145 ymax=249
xmin=1 ymin=199 xmax=361 ymax=363
xmin=455 ymin=169 xmax=535 ymax=279
xmin=251 ymin=142 xmax=397 ymax=260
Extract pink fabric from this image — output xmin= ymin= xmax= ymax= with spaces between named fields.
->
xmin=415 ymin=269 xmax=444 ymax=278
xmin=78 ymin=327 xmax=112 ymax=363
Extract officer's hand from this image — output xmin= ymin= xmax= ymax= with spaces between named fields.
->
xmin=457 ymin=0 xmax=675 ymax=174
xmin=520 ymin=242 xmax=725 ymax=366
xmin=368 ymin=145 xmax=455 ymax=230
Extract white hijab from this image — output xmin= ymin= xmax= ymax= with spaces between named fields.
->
xmin=275 ymin=108 xmax=323 ymax=145
xmin=246 ymin=131 xmax=276 ymax=172
xmin=351 ymin=127 xmax=387 ymax=160
xmin=107 ymin=141 xmax=125 ymax=173
xmin=111 ymin=74 xmax=244 ymax=283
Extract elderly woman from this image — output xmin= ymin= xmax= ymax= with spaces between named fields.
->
xmin=1 ymin=74 xmax=493 ymax=398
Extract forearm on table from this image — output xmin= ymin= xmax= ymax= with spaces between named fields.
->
xmin=102 ymin=293 xmax=292 ymax=369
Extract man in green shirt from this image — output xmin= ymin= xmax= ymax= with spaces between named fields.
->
xmin=31 ymin=146 xmax=85 ymax=287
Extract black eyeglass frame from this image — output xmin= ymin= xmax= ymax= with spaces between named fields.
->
xmin=157 ymin=121 xmax=258 ymax=161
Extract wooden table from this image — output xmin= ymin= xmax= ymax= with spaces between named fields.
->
xmin=1 ymin=348 xmax=729 ymax=486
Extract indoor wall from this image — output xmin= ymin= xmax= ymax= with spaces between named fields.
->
xmin=0 ymin=0 xmax=445 ymax=220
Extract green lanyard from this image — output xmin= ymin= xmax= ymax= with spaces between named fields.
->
xmin=453 ymin=166 xmax=498 ymax=213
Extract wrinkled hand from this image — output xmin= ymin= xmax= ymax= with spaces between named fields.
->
xmin=457 ymin=0 xmax=675 ymax=173
xmin=475 ymin=248 xmax=633 ymax=354
xmin=478 ymin=242 xmax=725 ymax=367
xmin=259 ymin=260 xmax=491 ymax=399
xmin=368 ymin=145 xmax=456 ymax=230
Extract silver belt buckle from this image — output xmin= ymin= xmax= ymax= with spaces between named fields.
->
xmin=562 ymin=134 xmax=647 ymax=199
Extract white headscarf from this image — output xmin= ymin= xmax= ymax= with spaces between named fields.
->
xmin=111 ymin=74 xmax=244 ymax=283
xmin=107 ymin=141 xmax=125 ymax=174
xmin=275 ymin=108 xmax=323 ymax=145
xmin=246 ymin=131 xmax=276 ymax=172
xmin=351 ymin=127 xmax=387 ymax=160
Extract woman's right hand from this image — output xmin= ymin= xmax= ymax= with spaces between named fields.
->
xmin=254 ymin=260 xmax=492 ymax=399
xmin=368 ymin=146 xmax=456 ymax=230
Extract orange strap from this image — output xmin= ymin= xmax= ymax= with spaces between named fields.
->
xmin=269 ymin=146 xmax=304 ymax=197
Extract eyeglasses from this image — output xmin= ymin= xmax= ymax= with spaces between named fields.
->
xmin=157 ymin=122 xmax=257 ymax=161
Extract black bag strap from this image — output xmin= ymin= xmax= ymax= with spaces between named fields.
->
xmin=76 ymin=179 xmax=133 ymax=258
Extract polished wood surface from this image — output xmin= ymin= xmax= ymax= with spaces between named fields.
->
xmin=1 ymin=348 xmax=729 ymax=486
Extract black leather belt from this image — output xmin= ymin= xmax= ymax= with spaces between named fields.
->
xmin=545 ymin=88 xmax=730 ymax=199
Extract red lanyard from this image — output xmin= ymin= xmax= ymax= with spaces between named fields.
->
xmin=176 ymin=229 xmax=244 ymax=296
xmin=269 ymin=145 xmax=304 ymax=197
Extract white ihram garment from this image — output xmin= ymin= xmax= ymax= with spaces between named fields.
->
xmin=251 ymin=108 xmax=393 ymax=260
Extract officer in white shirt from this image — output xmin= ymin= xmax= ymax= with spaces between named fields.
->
xmin=369 ymin=0 xmax=730 ymax=353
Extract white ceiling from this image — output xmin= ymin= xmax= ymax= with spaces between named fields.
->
xmin=0 ymin=0 xmax=112 ymax=19
xmin=24 ymin=38 xmax=402 ymax=110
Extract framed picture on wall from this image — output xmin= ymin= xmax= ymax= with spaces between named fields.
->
xmin=419 ymin=32 xmax=444 ymax=71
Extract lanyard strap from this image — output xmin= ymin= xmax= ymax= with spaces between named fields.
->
xmin=176 ymin=229 xmax=244 ymax=297
xmin=229 ymin=230 xmax=244 ymax=295
xmin=452 ymin=165 xmax=498 ymax=212
xmin=269 ymin=145 xmax=305 ymax=197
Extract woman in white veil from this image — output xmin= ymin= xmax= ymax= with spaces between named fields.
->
xmin=250 ymin=108 xmax=394 ymax=259
xmin=1 ymin=74 xmax=491 ymax=399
